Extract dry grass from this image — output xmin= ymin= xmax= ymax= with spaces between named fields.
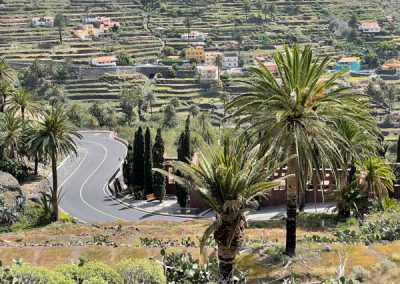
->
xmin=1 ymin=218 xmax=400 ymax=282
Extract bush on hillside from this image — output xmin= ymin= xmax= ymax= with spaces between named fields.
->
xmin=115 ymin=258 xmax=166 ymax=284
xmin=11 ymin=264 xmax=74 ymax=284
xmin=80 ymin=262 xmax=123 ymax=284
xmin=0 ymin=159 xmax=28 ymax=182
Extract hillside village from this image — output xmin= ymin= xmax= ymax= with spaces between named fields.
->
xmin=1 ymin=0 xmax=400 ymax=283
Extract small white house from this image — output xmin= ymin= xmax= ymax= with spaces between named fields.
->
xmin=181 ymin=31 xmax=208 ymax=42
xmin=223 ymin=53 xmax=238 ymax=68
xmin=31 ymin=17 xmax=54 ymax=26
xmin=91 ymin=56 xmax=118 ymax=67
xmin=197 ymin=65 xmax=218 ymax=82
xmin=358 ymin=21 xmax=381 ymax=33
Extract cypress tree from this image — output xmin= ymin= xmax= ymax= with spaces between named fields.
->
xmin=123 ymin=144 xmax=133 ymax=186
xmin=397 ymin=134 xmax=400 ymax=163
xmin=144 ymin=127 xmax=153 ymax=196
xmin=132 ymin=126 xmax=145 ymax=198
xmin=176 ymin=116 xmax=191 ymax=207
xmin=153 ymin=128 xmax=166 ymax=201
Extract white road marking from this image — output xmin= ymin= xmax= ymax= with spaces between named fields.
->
xmin=58 ymin=148 xmax=88 ymax=224
xmin=77 ymin=138 xmax=129 ymax=222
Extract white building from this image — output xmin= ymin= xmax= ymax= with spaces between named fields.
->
xmin=31 ymin=17 xmax=54 ymax=26
xmin=181 ymin=31 xmax=208 ymax=42
xmin=197 ymin=65 xmax=218 ymax=82
xmin=358 ymin=21 xmax=381 ymax=33
xmin=223 ymin=53 xmax=238 ymax=68
xmin=91 ymin=56 xmax=118 ymax=67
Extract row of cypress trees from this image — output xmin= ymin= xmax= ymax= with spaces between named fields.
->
xmin=123 ymin=127 xmax=166 ymax=201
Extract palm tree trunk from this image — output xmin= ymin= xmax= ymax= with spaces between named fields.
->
xmin=214 ymin=217 xmax=245 ymax=283
xmin=187 ymin=27 xmax=190 ymax=46
xmin=59 ymin=26 xmax=63 ymax=44
xmin=51 ymin=151 xmax=58 ymax=221
xmin=34 ymin=155 xmax=39 ymax=175
xmin=285 ymin=142 xmax=297 ymax=256
xmin=21 ymin=106 xmax=25 ymax=121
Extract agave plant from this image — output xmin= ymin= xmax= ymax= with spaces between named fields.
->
xmin=154 ymin=135 xmax=283 ymax=283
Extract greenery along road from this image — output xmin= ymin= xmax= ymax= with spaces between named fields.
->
xmin=58 ymin=132 xmax=187 ymax=223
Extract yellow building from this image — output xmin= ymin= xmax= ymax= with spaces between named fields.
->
xmin=185 ymin=46 xmax=205 ymax=62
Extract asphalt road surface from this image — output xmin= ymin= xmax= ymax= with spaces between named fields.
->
xmin=58 ymin=132 xmax=186 ymax=223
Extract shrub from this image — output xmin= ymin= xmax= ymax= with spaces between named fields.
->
xmin=11 ymin=204 xmax=52 ymax=231
xmin=55 ymin=263 xmax=83 ymax=282
xmin=0 ymin=159 xmax=28 ymax=182
xmin=115 ymin=258 xmax=166 ymax=284
xmin=81 ymin=261 xmax=123 ymax=284
xmin=58 ymin=212 xmax=74 ymax=223
xmin=348 ymin=266 xmax=371 ymax=282
xmin=12 ymin=264 xmax=74 ymax=284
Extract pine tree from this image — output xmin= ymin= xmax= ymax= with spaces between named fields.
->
xmin=153 ymin=128 xmax=166 ymax=201
xmin=144 ymin=127 xmax=153 ymax=196
xmin=132 ymin=126 xmax=145 ymax=198
xmin=176 ymin=116 xmax=191 ymax=207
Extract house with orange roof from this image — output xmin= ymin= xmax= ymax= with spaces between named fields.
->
xmin=74 ymin=16 xmax=120 ymax=40
xmin=335 ymin=57 xmax=361 ymax=71
xmin=358 ymin=21 xmax=381 ymax=33
xmin=197 ymin=65 xmax=218 ymax=81
xmin=91 ymin=56 xmax=118 ymax=67
xmin=382 ymin=60 xmax=400 ymax=75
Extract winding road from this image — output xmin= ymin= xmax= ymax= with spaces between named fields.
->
xmin=58 ymin=132 xmax=185 ymax=223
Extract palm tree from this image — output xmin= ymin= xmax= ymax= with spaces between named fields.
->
xmin=28 ymin=107 xmax=82 ymax=221
xmin=154 ymin=135 xmax=282 ymax=282
xmin=242 ymin=0 xmax=251 ymax=22
xmin=189 ymin=104 xmax=199 ymax=117
xmin=183 ymin=17 xmax=192 ymax=46
xmin=55 ymin=13 xmax=65 ymax=44
xmin=214 ymin=54 xmax=224 ymax=79
xmin=0 ymin=57 xmax=16 ymax=84
xmin=261 ymin=4 xmax=269 ymax=21
xmin=0 ymin=80 xmax=14 ymax=112
xmin=0 ymin=111 xmax=23 ymax=159
xmin=9 ymin=87 xmax=40 ymax=120
xmin=335 ymin=120 xmax=378 ymax=218
xmin=233 ymin=32 xmax=243 ymax=64
xmin=226 ymin=44 xmax=376 ymax=256
xmin=357 ymin=156 xmax=395 ymax=200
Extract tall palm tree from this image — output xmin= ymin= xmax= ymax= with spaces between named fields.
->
xmin=233 ymin=32 xmax=243 ymax=64
xmin=55 ymin=13 xmax=65 ymax=44
xmin=9 ymin=87 xmax=40 ymax=120
xmin=226 ymin=44 xmax=376 ymax=256
xmin=154 ymin=135 xmax=282 ymax=283
xmin=214 ymin=54 xmax=224 ymax=79
xmin=0 ymin=80 xmax=14 ymax=112
xmin=28 ymin=107 xmax=82 ymax=221
xmin=0 ymin=111 xmax=23 ymax=159
xmin=0 ymin=57 xmax=16 ymax=84
xmin=357 ymin=156 xmax=395 ymax=200
xmin=183 ymin=17 xmax=192 ymax=46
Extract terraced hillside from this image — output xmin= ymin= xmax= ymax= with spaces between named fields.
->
xmin=1 ymin=0 xmax=393 ymax=64
xmin=0 ymin=0 xmax=162 ymax=63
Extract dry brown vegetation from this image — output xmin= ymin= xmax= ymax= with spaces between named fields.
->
xmin=1 ymin=216 xmax=400 ymax=282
